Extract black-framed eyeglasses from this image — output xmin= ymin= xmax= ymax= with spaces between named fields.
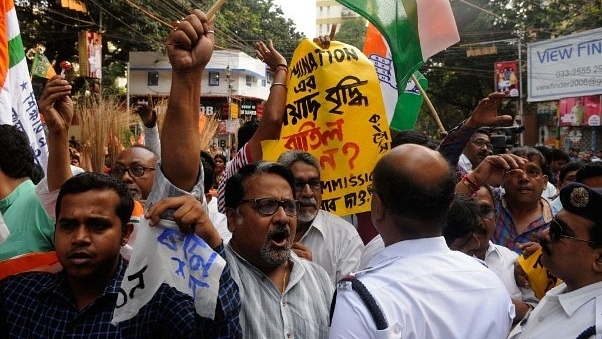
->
xmin=471 ymin=139 xmax=493 ymax=149
xmin=549 ymin=218 xmax=601 ymax=245
xmin=294 ymin=179 xmax=321 ymax=192
xmin=109 ymin=165 xmax=155 ymax=178
xmin=239 ymin=198 xmax=301 ymax=217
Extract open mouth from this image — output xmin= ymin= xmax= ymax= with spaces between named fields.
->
xmin=269 ymin=228 xmax=290 ymax=247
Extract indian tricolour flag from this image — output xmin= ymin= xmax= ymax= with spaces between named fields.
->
xmin=363 ymin=23 xmax=428 ymax=131
xmin=0 ymin=0 xmax=48 ymax=171
xmin=337 ymin=0 xmax=459 ymax=129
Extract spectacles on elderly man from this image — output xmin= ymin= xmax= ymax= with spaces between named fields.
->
xmin=109 ymin=165 xmax=155 ymax=178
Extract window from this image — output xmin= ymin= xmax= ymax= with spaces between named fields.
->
xmin=147 ymin=71 xmax=159 ymax=86
xmin=208 ymin=72 xmax=219 ymax=86
xmin=267 ymin=72 xmax=273 ymax=84
xmin=261 ymin=79 xmax=266 ymax=87
xmin=246 ymin=75 xmax=254 ymax=86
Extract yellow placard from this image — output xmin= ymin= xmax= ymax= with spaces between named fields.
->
xmin=518 ymin=247 xmax=562 ymax=299
xmin=262 ymin=39 xmax=391 ymax=216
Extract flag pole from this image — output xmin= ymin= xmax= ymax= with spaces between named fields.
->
xmin=411 ymin=74 xmax=447 ymax=135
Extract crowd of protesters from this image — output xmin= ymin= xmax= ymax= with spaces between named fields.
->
xmin=2 ymin=8 xmax=602 ymax=339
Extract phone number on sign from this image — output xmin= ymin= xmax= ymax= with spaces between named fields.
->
xmin=555 ymin=65 xmax=602 ymax=78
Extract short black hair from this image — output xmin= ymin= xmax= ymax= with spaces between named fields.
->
xmin=511 ymin=146 xmax=549 ymax=176
xmin=200 ymin=150 xmax=215 ymax=194
xmin=551 ymin=148 xmax=570 ymax=163
xmin=576 ymin=162 xmax=602 ymax=183
xmin=56 ymin=172 xmax=134 ymax=227
xmin=443 ymin=194 xmax=480 ymax=246
xmin=0 ymin=124 xmax=35 ymax=180
xmin=559 ymin=162 xmax=584 ymax=183
xmin=224 ymin=161 xmax=295 ymax=209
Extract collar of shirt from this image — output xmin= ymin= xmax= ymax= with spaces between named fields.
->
xmin=226 ymin=243 xmax=307 ymax=291
xmin=299 ymin=210 xmax=326 ymax=242
xmin=0 ymin=179 xmax=34 ymax=213
xmin=37 ymin=257 xmax=127 ymax=302
xmin=554 ymin=281 xmax=602 ymax=316
xmin=369 ymin=237 xmax=450 ymax=269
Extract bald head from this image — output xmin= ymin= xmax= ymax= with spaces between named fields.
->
xmin=372 ymin=144 xmax=455 ymax=236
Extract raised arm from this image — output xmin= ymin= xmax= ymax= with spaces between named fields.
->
xmin=246 ymin=39 xmax=288 ymax=162
xmin=38 ymin=75 xmax=74 ymax=191
xmin=161 ymin=10 xmax=214 ymax=191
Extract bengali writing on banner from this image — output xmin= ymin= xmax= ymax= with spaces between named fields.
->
xmin=112 ymin=218 xmax=225 ymax=324
xmin=0 ymin=0 xmax=48 ymax=171
xmin=262 ymin=39 xmax=391 ymax=216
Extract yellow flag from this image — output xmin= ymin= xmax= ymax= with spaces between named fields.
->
xmin=262 ymin=39 xmax=391 ymax=216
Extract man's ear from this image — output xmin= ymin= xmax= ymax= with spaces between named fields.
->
xmin=225 ymin=208 xmax=237 ymax=232
xmin=592 ymin=248 xmax=602 ymax=274
xmin=371 ymin=193 xmax=385 ymax=222
xmin=542 ymin=174 xmax=549 ymax=190
xmin=122 ymin=222 xmax=134 ymax=246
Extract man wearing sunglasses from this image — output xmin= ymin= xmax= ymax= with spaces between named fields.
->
xmin=509 ymin=182 xmax=602 ymax=339
xmin=223 ymin=161 xmax=332 ymax=338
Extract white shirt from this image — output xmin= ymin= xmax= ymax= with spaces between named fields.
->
xmin=485 ymin=242 xmax=538 ymax=303
xmin=330 ymin=237 xmax=514 ymax=339
xmin=541 ymin=181 xmax=558 ymax=201
xmin=300 ymin=210 xmax=364 ymax=285
xmin=508 ymin=281 xmax=602 ymax=339
xmin=359 ymin=234 xmax=384 ymax=269
xmin=458 ymin=153 xmax=473 ymax=176
xmin=207 ymin=197 xmax=231 ymax=244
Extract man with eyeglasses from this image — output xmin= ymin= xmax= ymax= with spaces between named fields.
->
xmin=109 ymin=145 xmax=157 ymax=203
xmin=457 ymin=128 xmax=493 ymax=176
xmin=277 ymin=150 xmax=364 ymax=286
xmin=223 ymin=161 xmax=332 ymax=338
xmin=508 ymin=182 xmax=602 ymax=339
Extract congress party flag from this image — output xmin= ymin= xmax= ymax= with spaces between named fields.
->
xmin=363 ymin=23 xmax=428 ymax=131
xmin=337 ymin=0 xmax=459 ymax=130
xmin=31 ymin=52 xmax=56 ymax=79
xmin=0 ymin=0 xmax=49 ymax=171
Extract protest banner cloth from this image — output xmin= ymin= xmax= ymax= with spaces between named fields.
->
xmin=112 ymin=218 xmax=226 ymax=324
xmin=0 ymin=0 xmax=49 ymax=171
xmin=262 ymin=39 xmax=391 ymax=216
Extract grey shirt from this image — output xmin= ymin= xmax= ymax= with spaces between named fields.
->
xmin=225 ymin=243 xmax=333 ymax=338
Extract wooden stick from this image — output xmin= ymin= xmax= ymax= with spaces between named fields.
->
xmin=206 ymin=0 xmax=227 ymax=19
xmin=411 ymin=74 xmax=447 ymax=135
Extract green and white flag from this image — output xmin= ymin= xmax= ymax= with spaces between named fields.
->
xmin=0 ymin=0 xmax=48 ymax=171
xmin=339 ymin=0 xmax=459 ymax=130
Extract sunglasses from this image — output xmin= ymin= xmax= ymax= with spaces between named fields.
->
xmin=549 ymin=218 xmax=601 ymax=245
xmin=240 ymin=198 xmax=301 ymax=217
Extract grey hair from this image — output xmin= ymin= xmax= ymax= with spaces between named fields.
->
xmin=277 ymin=150 xmax=321 ymax=173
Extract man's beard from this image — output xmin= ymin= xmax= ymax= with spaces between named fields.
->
xmin=297 ymin=197 xmax=318 ymax=223
xmin=260 ymin=224 xmax=292 ymax=266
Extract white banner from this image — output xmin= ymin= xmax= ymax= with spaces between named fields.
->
xmin=527 ymin=28 xmax=602 ymax=102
